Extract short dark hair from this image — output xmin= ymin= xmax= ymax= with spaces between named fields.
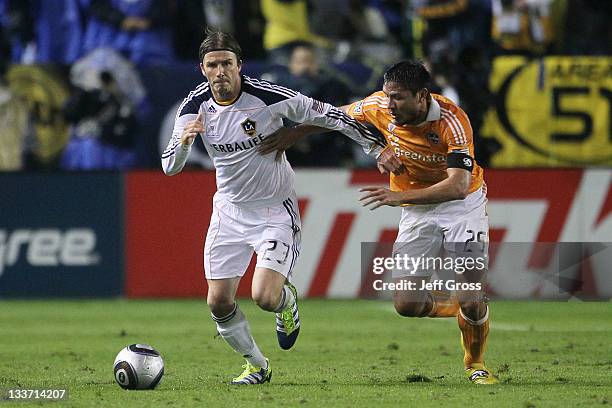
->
xmin=198 ymin=29 xmax=242 ymax=63
xmin=383 ymin=60 xmax=432 ymax=94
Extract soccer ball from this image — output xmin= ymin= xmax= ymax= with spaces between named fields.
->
xmin=113 ymin=344 xmax=164 ymax=390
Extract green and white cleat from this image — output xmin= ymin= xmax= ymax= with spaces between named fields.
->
xmin=276 ymin=282 xmax=301 ymax=350
xmin=231 ymin=359 xmax=272 ymax=385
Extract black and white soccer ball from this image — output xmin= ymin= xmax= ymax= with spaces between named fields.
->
xmin=113 ymin=344 xmax=164 ymax=390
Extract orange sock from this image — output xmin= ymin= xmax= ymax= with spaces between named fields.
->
xmin=457 ymin=307 xmax=490 ymax=369
xmin=427 ymin=291 xmax=460 ymax=317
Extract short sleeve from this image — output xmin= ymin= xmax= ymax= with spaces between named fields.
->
xmin=441 ymin=106 xmax=474 ymax=156
xmin=346 ymin=92 xmax=388 ymax=125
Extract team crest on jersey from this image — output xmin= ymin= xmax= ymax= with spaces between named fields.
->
xmin=241 ymin=118 xmax=257 ymax=137
xmin=427 ymin=132 xmax=440 ymax=144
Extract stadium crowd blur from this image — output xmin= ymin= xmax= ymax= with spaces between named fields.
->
xmin=0 ymin=0 xmax=610 ymax=171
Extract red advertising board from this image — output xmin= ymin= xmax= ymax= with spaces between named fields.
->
xmin=126 ymin=171 xmax=217 ymax=297
xmin=125 ymin=169 xmax=612 ymax=299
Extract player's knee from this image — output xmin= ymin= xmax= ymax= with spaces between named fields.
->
xmin=207 ymin=293 xmax=235 ymax=317
xmin=252 ymin=288 xmax=278 ymax=312
xmin=394 ymin=299 xmax=429 ymax=317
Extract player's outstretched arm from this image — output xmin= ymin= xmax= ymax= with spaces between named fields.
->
xmin=161 ymin=112 xmax=204 ymax=176
xmin=359 ymin=168 xmax=471 ymax=209
xmin=269 ymin=93 xmax=387 ymax=159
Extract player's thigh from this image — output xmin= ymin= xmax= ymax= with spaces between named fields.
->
xmin=204 ymin=199 xmax=255 ymax=280
xmin=393 ymin=218 xmax=444 ymax=278
xmin=253 ymin=199 xmax=301 ymax=281
xmin=392 ymin=211 xmax=444 ymax=316
xmin=443 ymin=200 xmax=489 ymax=302
xmin=204 ymin=241 xmax=253 ymax=280
xmin=442 ymin=190 xmax=489 ymax=257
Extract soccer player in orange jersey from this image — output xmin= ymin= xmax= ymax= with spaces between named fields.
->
xmin=260 ymin=60 xmax=498 ymax=384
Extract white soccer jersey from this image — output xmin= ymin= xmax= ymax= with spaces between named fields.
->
xmin=162 ymin=75 xmax=385 ymax=207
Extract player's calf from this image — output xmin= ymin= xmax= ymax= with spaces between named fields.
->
xmin=458 ymin=299 xmax=488 ymax=322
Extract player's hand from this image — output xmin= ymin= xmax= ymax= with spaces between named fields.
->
xmin=377 ymin=146 xmax=406 ymax=176
xmin=181 ymin=112 xmax=204 ymax=146
xmin=359 ymin=187 xmax=405 ymax=210
xmin=258 ymin=127 xmax=305 ymax=161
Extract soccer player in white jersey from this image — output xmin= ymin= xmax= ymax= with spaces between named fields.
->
xmin=161 ymin=30 xmax=387 ymax=385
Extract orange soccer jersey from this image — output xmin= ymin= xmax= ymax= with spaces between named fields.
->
xmin=347 ymin=92 xmax=484 ymax=194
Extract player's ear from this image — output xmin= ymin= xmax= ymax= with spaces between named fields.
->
xmin=199 ymin=62 xmax=208 ymax=79
xmin=419 ymin=88 xmax=429 ymax=102
xmin=237 ymin=59 xmax=242 ymax=72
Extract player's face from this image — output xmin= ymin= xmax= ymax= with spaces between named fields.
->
xmin=383 ymin=81 xmax=428 ymax=126
xmin=289 ymin=46 xmax=318 ymax=77
xmin=201 ymin=51 xmax=242 ymax=102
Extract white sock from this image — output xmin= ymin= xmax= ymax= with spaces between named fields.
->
xmin=273 ymin=285 xmax=295 ymax=313
xmin=212 ymin=304 xmax=267 ymax=368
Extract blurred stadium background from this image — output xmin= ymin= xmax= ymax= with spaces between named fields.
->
xmin=0 ymin=0 xmax=610 ymax=300
xmin=0 ymin=1 xmax=611 ymax=404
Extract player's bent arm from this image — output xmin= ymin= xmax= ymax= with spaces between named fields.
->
xmin=359 ymin=168 xmax=470 ymax=209
xmin=161 ymin=113 xmax=201 ymax=176
xmin=400 ymin=168 xmax=471 ymax=204
xmin=161 ymin=143 xmax=191 ymax=176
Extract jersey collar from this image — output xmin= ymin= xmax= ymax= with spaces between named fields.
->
xmin=424 ymin=95 xmax=441 ymax=122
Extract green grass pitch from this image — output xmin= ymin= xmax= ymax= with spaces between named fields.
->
xmin=1 ymin=299 xmax=610 ymax=407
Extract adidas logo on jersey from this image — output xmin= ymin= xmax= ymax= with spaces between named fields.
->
xmin=208 ymin=105 xmax=217 ymax=113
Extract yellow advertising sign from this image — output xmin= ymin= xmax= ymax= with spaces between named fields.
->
xmin=482 ymin=56 xmax=612 ymax=167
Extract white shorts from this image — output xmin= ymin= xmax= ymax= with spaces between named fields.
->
xmin=204 ymin=193 xmax=301 ymax=280
xmin=393 ymin=187 xmax=489 ymax=277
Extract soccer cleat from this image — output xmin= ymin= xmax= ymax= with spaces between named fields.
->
xmin=276 ymin=282 xmax=301 ymax=350
xmin=231 ymin=359 xmax=272 ymax=385
xmin=466 ymin=365 xmax=499 ymax=384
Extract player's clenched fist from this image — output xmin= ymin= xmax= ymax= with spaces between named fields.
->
xmin=181 ymin=112 xmax=205 ymax=146
xmin=377 ymin=145 xmax=406 ymax=176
